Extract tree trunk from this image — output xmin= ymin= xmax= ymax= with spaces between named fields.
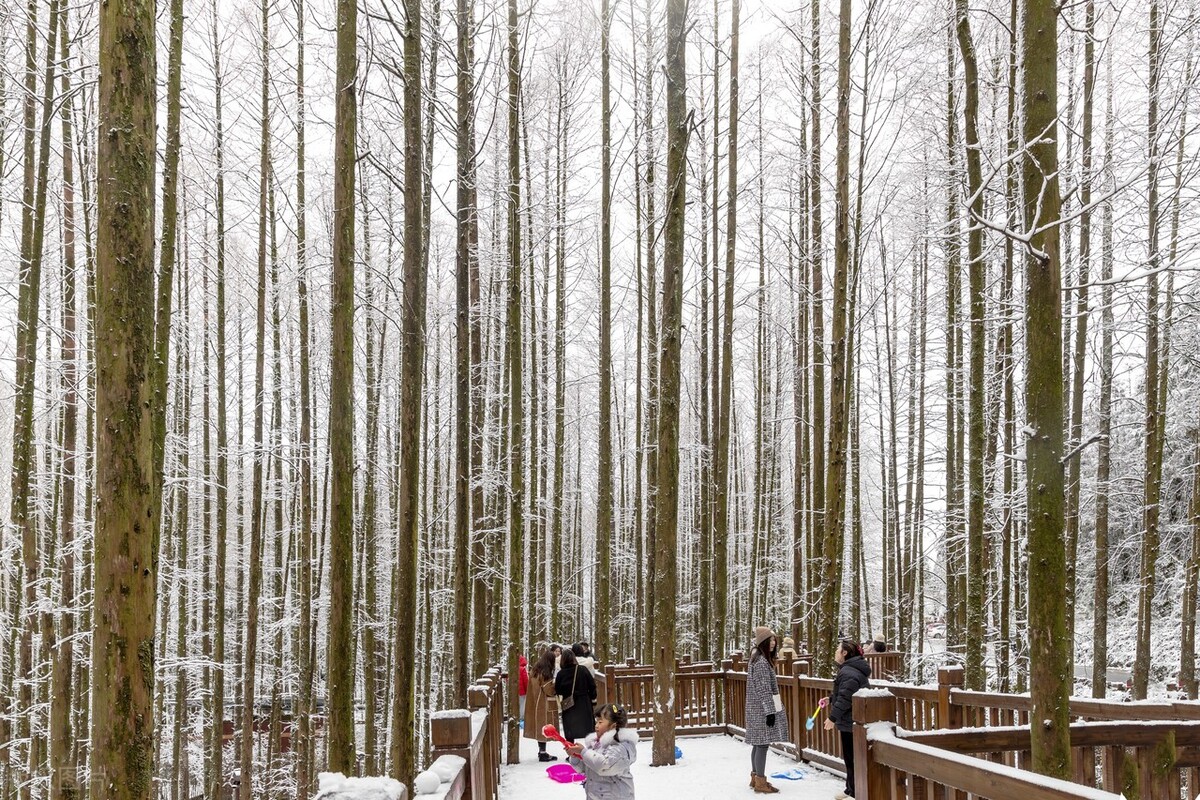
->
xmin=209 ymin=0 xmax=230 ymax=789
xmin=1133 ymin=0 xmax=1164 ymax=702
xmin=90 ymin=0 xmax=158 ymax=790
xmin=955 ymin=0 xmax=986 ymax=690
xmin=390 ymin=0 xmax=425 ymax=783
xmin=49 ymin=9 xmax=83 ymax=797
xmin=240 ymin=2 xmax=272 ymax=791
xmin=1091 ymin=36 xmax=1114 ymax=701
xmin=503 ymin=0 xmax=525 ymax=765
xmin=326 ymin=0 xmax=358 ymax=766
xmin=596 ymin=0 xmax=615 ymax=664
xmin=453 ymin=0 xmax=477 ymax=704
xmin=713 ymin=0 xmax=739 ymax=665
xmin=1023 ymin=0 xmax=1070 ymax=774
xmin=294 ymin=0 xmax=316 ymax=787
xmin=815 ymin=0 xmax=853 ymax=675
xmin=808 ymin=0 xmax=827 ymax=656
xmin=652 ymin=0 xmax=687 ymax=767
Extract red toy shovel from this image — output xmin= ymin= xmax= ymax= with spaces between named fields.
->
xmin=542 ymin=724 xmax=573 ymax=749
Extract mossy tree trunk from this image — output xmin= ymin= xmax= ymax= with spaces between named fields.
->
xmin=326 ymin=0 xmax=358 ymax=767
xmin=503 ymin=0 xmax=525 ymax=766
xmin=955 ymin=0 xmax=986 ymax=691
xmin=651 ymin=0 xmax=687 ymax=768
xmin=389 ymin=0 xmax=425 ymax=784
xmin=90 ymin=0 xmax=159 ymax=791
xmin=1133 ymin=0 xmax=1164 ymax=703
xmin=815 ymin=0 xmax=853 ymax=675
xmin=1022 ymin=0 xmax=1070 ymax=775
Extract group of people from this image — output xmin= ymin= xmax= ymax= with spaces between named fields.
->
xmin=521 ymin=640 xmax=638 ymax=799
xmin=515 ymin=630 xmax=877 ymax=798
xmin=744 ymin=626 xmax=872 ymax=798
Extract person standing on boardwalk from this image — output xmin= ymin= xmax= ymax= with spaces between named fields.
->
xmin=744 ymin=626 xmax=788 ymax=794
xmin=524 ymin=648 xmax=561 ymax=762
xmin=824 ymin=639 xmax=872 ymax=799
xmin=556 ymin=648 xmax=598 ymax=742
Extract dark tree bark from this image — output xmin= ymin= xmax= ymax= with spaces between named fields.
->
xmin=504 ymin=0 xmax=525 ymax=766
xmin=596 ymin=0 xmax=615 ymax=664
xmin=454 ymin=0 xmax=478 ymax=705
xmin=390 ymin=0 xmax=425 ymax=784
xmin=1023 ymin=0 xmax=1070 ymax=774
xmin=955 ymin=0 xmax=986 ymax=690
xmin=326 ymin=0 xmax=359 ymax=767
xmin=651 ymin=0 xmax=687 ymax=768
xmin=815 ymin=0 xmax=853 ymax=675
xmin=90 ymin=0 xmax=158 ymax=791
xmin=1133 ymin=0 xmax=1165 ymax=702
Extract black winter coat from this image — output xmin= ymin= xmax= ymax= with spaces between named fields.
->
xmin=555 ymin=664 xmax=598 ymax=741
xmin=829 ymin=656 xmax=872 ymax=732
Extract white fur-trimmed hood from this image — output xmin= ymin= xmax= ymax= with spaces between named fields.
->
xmin=582 ymin=726 xmax=640 ymax=749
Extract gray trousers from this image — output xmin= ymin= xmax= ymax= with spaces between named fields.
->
xmin=750 ymin=744 xmax=768 ymax=776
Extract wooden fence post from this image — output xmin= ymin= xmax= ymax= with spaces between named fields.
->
xmin=853 ymin=690 xmax=896 ymax=800
xmin=432 ymin=709 xmax=472 ymax=800
xmin=793 ymin=661 xmax=809 ymax=756
xmin=938 ymin=665 xmax=965 ymax=730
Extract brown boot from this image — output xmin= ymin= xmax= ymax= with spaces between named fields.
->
xmin=752 ymin=774 xmax=780 ymax=794
xmin=749 ymin=772 xmax=755 ymax=788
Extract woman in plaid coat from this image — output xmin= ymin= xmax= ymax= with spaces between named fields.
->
xmin=744 ymin=626 xmax=788 ymax=794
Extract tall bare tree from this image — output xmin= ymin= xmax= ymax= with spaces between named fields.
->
xmin=1133 ymin=0 xmax=1166 ymax=702
xmin=815 ymin=0 xmax=853 ymax=674
xmin=651 ymin=0 xmax=687 ymax=767
xmin=1023 ymin=0 xmax=1070 ymax=775
xmin=90 ymin=0 xmax=158 ymax=792
xmin=326 ymin=0 xmax=359 ymax=767
xmin=391 ymin=0 xmax=427 ymax=783
xmin=454 ymin=0 xmax=478 ymax=703
xmin=955 ymin=0 xmax=986 ymax=690
xmin=596 ymin=0 xmax=615 ymax=661
xmin=504 ymin=0 xmax=526 ymax=766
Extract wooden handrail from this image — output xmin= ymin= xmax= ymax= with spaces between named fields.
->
xmin=868 ymin=730 xmax=1123 ymax=800
xmin=903 ymin=720 xmax=1200 ymax=751
xmin=428 ymin=666 xmax=505 ymax=800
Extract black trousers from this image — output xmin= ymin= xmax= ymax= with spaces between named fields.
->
xmin=841 ymin=729 xmax=856 ymax=796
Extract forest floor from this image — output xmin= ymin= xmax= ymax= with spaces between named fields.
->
xmin=500 ymin=731 xmax=849 ymax=798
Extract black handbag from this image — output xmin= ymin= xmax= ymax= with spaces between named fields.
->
xmin=560 ymin=666 xmax=578 ymax=711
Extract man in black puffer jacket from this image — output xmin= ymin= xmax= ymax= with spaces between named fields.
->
xmin=823 ymin=640 xmax=872 ymax=799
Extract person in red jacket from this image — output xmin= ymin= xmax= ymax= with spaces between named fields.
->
xmin=519 ymin=655 xmax=529 ymax=721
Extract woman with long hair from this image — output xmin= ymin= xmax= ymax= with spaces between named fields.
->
xmin=523 ymin=647 xmax=561 ymax=761
xmin=744 ymin=626 xmax=788 ymax=794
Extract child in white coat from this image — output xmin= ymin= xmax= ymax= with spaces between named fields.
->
xmin=565 ymin=704 xmax=638 ymax=800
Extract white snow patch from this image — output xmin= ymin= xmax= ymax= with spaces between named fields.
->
xmin=854 ymin=688 xmax=895 ymax=698
xmin=430 ymin=709 xmax=471 ymax=720
xmin=313 ymin=772 xmax=408 ymax=800
xmin=500 ymin=733 xmax=849 ymax=799
xmin=430 ymin=754 xmax=467 ymax=781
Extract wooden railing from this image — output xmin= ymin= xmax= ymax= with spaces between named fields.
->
xmin=428 ymin=666 xmax=505 ymax=800
xmin=854 ymin=689 xmax=1200 ymax=799
xmin=604 ymin=657 xmax=725 ymax=735
xmin=433 ymin=652 xmax=1200 ymax=799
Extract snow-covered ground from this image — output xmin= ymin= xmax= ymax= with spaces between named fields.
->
xmin=500 ymin=732 xmax=849 ymax=799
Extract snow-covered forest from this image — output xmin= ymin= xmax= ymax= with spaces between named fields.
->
xmin=0 ymin=0 xmax=1197 ymax=793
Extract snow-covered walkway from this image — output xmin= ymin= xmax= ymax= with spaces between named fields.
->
xmin=500 ymin=731 xmax=850 ymax=799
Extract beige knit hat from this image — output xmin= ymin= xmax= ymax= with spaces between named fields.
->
xmin=752 ymin=626 xmax=774 ymax=648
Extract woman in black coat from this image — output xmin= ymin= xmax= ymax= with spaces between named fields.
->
xmin=823 ymin=640 xmax=872 ymax=799
xmin=555 ymin=648 xmax=597 ymax=742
